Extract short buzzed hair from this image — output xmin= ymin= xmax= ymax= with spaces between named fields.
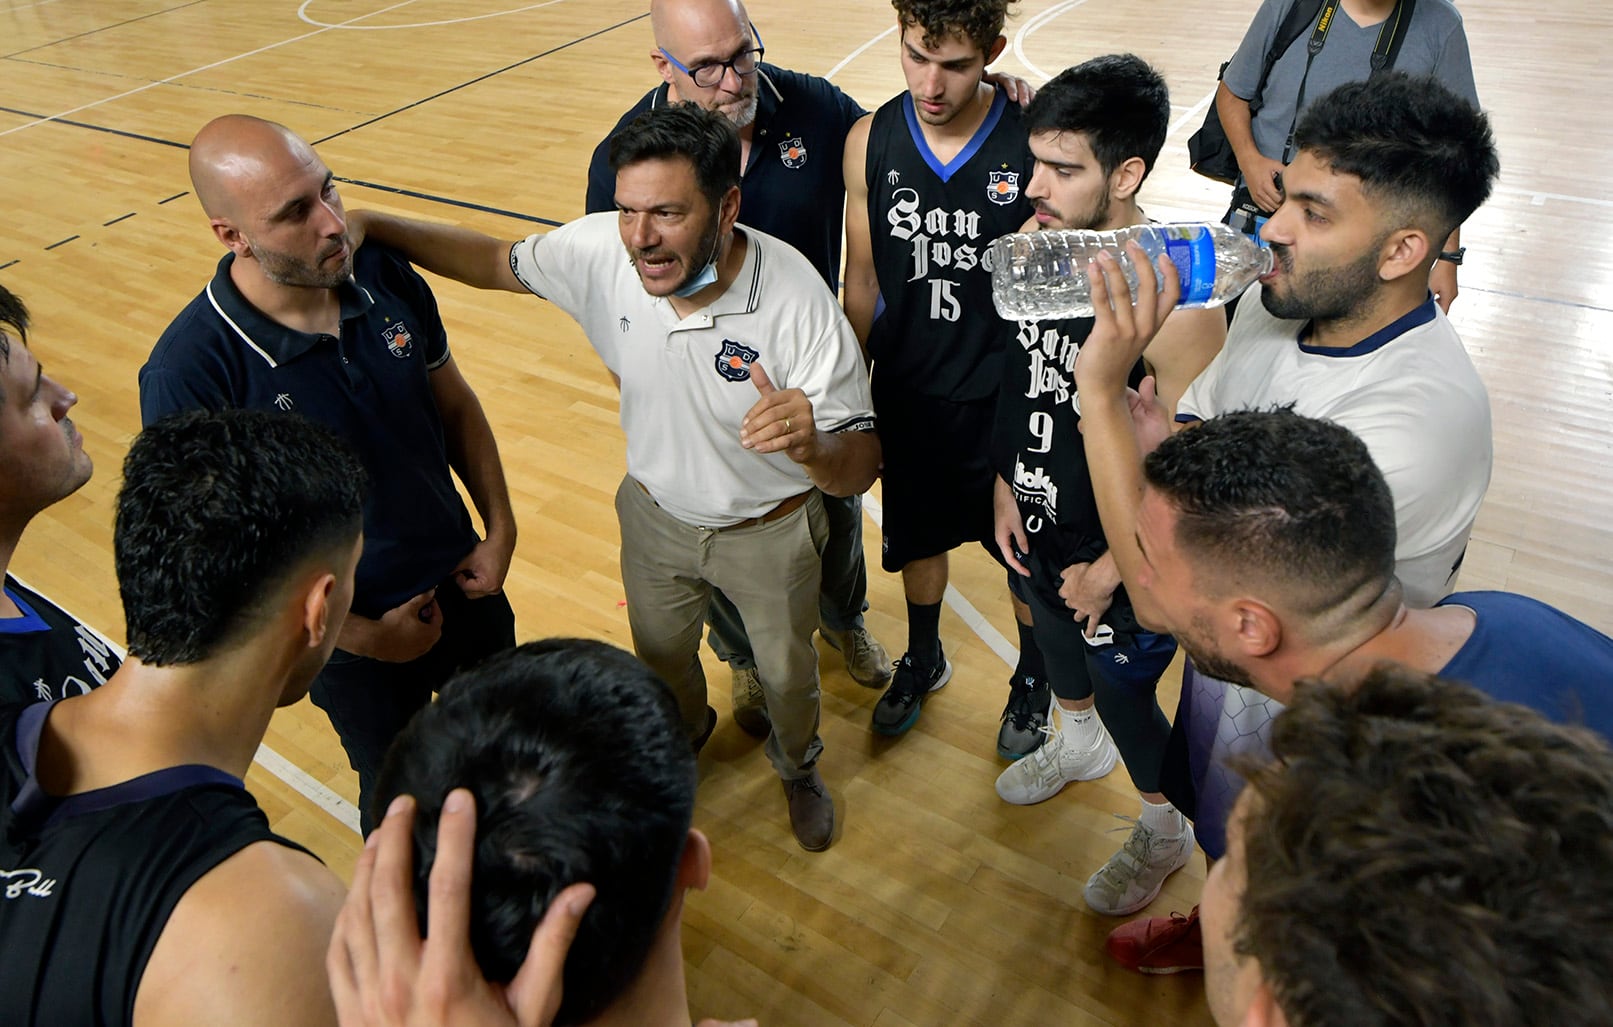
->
xmin=1143 ymin=408 xmax=1396 ymax=617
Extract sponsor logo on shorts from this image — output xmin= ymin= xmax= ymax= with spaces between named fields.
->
xmin=714 ymin=340 xmax=759 ymax=382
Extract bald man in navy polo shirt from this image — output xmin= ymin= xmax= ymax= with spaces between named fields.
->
xmin=139 ymin=116 xmax=518 ymax=833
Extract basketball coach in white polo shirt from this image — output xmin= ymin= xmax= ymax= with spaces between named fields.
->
xmin=350 ymin=103 xmax=879 ymax=852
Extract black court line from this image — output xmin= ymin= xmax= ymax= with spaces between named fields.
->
xmin=103 ymin=212 xmax=137 ymax=226
xmin=0 ymin=105 xmax=188 ymax=149
xmin=44 ymin=235 xmax=78 ymax=250
xmin=311 ymin=11 xmax=649 ymax=146
xmin=2 ymin=13 xmax=653 ymax=239
xmin=2 ymin=0 xmax=206 ymax=61
xmin=0 ymin=260 xmax=18 ymax=271
xmin=336 ymin=177 xmax=562 ymax=227
xmin=1463 ymin=285 xmax=1613 ymax=316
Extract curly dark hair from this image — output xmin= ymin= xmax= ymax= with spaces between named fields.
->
xmin=891 ymin=0 xmax=1017 ymax=52
xmin=1235 ymin=664 xmax=1613 ymax=1027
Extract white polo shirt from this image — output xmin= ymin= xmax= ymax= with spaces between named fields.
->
xmin=511 ymin=213 xmax=875 ymax=528
xmin=1178 ymin=285 xmax=1492 ymax=607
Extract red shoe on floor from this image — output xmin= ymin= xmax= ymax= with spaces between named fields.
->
xmin=1105 ymin=906 xmax=1203 ymax=974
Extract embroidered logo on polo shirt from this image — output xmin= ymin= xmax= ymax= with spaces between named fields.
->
xmin=779 ymin=137 xmax=807 ymax=169
xmin=382 ymin=322 xmax=414 ymax=359
xmin=714 ymin=340 xmax=759 ymax=382
xmin=274 ymin=393 xmax=294 ymax=411
xmin=620 ymin=316 xmax=631 ymax=333
xmin=987 ymin=169 xmax=1020 ymax=206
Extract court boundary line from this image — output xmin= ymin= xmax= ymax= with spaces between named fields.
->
xmin=1 ymin=0 xmax=206 ymax=60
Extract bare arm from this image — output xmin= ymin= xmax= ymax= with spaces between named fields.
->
xmin=430 ymin=357 xmax=516 ymax=598
xmin=1216 ymin=81 xmax=1285 ymax=214
xmin=351 ymin=210 xmax=525 ymax=293
xmin=1072 ymin=247 xmax=1182 ymax=587
xmin=1142 ymin=306 xmax=1226 ymax=419
xmin=136 ymin=842 xmax=346 ymax=1027
xmin=841 ymin=116 xmax=878 ymax=353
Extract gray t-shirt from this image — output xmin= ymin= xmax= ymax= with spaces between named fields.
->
xmin=1224 ymin=0 xmax=1478 ymax=161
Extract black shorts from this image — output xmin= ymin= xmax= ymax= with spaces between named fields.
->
xmin=872 ymin=377 xmax=996 ymax=572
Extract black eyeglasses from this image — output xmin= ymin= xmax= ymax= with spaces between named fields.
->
xmin=660 ymin=22 xmax=765 ymax=89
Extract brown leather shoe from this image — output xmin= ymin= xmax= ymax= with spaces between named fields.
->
xmin=783 ymin=769 xmax=835 ymax=851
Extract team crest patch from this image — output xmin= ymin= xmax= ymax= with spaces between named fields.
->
xmin=715 ymin=340 xmax=759 ymax=382
xmin=382 ymin=322 xmax=414 ymax=359
xmin=987 ymin=170 xmax=1020 ymax=206
xmin=778 ymin=137 xmax=807 ymax=169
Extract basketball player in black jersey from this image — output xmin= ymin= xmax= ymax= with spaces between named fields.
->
xmin=988 ymin=56 xmax=1225 ymax=923
xmin=0 ymin=283 xmax=123 ymax=704
xmin=0 ymin=410 xmax=359 ymax=1027
xmin=843 ymin=0 xmax=1050 ymax=754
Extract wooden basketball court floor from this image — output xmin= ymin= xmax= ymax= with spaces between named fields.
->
xmin=2 ymin=0 xmax=1609 ymax=1023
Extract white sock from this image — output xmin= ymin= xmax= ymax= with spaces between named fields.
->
xmin=1139 ymin=797 xmax=1186 ymax=837
xmin=1057 ymin=703 xmax=1101 ymax=745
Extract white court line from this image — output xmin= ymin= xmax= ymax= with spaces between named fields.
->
xmin=4 ymin=0 xmax=70 ymax=11
xmin=1011 ymin=0 xmax=1091 ymax=85
xmin=297 ymin=0 xmax=568 ymax=31
xmin=861 ymin=495 xmax=1020 ymax=669
xmin=0 ymin=0 xmax=424 ymax=139
xmin=8 ymin=576 xmax=363 ymax=833
xmin=1169 ymin=88 xmax=1217 ymax=138
xmin=254 ymin=745 xmax=362 ymax=832
xmin=823 ymin=24 xmax=896 ymax=81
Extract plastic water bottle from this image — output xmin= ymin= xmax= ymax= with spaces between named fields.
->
xmin=989 ymin=223 xmax=1275 ymax=320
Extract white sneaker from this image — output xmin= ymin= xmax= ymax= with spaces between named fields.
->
xmin=1083 ymin=816 xmax=1195 ymax=916
xmin=994 ymin=713 xmax=1119 ymax=805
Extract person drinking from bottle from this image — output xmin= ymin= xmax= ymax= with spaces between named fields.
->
xmin=1069 ymin=71 xmax=1499 ymax=974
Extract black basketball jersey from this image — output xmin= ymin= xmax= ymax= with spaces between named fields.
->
xmin=0 ymin=701 xmax=312 ymax=1026
xmin=863 ymin=89 xmax=1033 ymax=402
xmin=991 ymin=314 xmax=1146 ymax=622
xmin=1 ymin=575 xmax=120 ymax=706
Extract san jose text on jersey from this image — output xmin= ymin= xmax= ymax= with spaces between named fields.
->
xmin=863 ymin=89 xmax=1033 ymax=402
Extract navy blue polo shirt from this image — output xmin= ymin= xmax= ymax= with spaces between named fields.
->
xmin=138 ymin=244 xmax=478 ymax=619
xmin=585 ymin=63 xmax=865 ymax=290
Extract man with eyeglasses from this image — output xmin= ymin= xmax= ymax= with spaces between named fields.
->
xmin=585 ymin=0 xmax=889 ymax=741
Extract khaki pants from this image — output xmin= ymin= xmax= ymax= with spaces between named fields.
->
xmin=614 ymin=476 xmax=827 ymax=779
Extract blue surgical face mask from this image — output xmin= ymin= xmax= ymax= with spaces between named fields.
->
xmin=672 ymin=233 xmax=721 ymax=297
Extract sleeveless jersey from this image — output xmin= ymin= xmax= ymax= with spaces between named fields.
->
xmin=0 ymin=701 xmax=312 ymax=1026
xmin=1 ymin=575 xmax=121 ymax=705
xmin=864 ymin=89 xmax=1033 ymax=402
xmin=991 ymin=314 xmax=1145 ymax=618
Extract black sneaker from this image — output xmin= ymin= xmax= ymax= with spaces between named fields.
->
xmin=997 ymin=676 xmax=1052 ymax=760
xmin=871 ymin=650 xmax=953 ymax=736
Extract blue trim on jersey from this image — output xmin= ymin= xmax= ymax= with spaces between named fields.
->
xmin=901 ymin=88 xmax=1007 ymax=183
xmin=10 ymin=702 xmax=245 ymax=832
xmin=1296 ymin=294 xmax=1438 ymax=357
xmin=1174 ymin=413 xmax=1203 ymax=425
xmin=0 ymin=588 xmax=49 ymax=635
